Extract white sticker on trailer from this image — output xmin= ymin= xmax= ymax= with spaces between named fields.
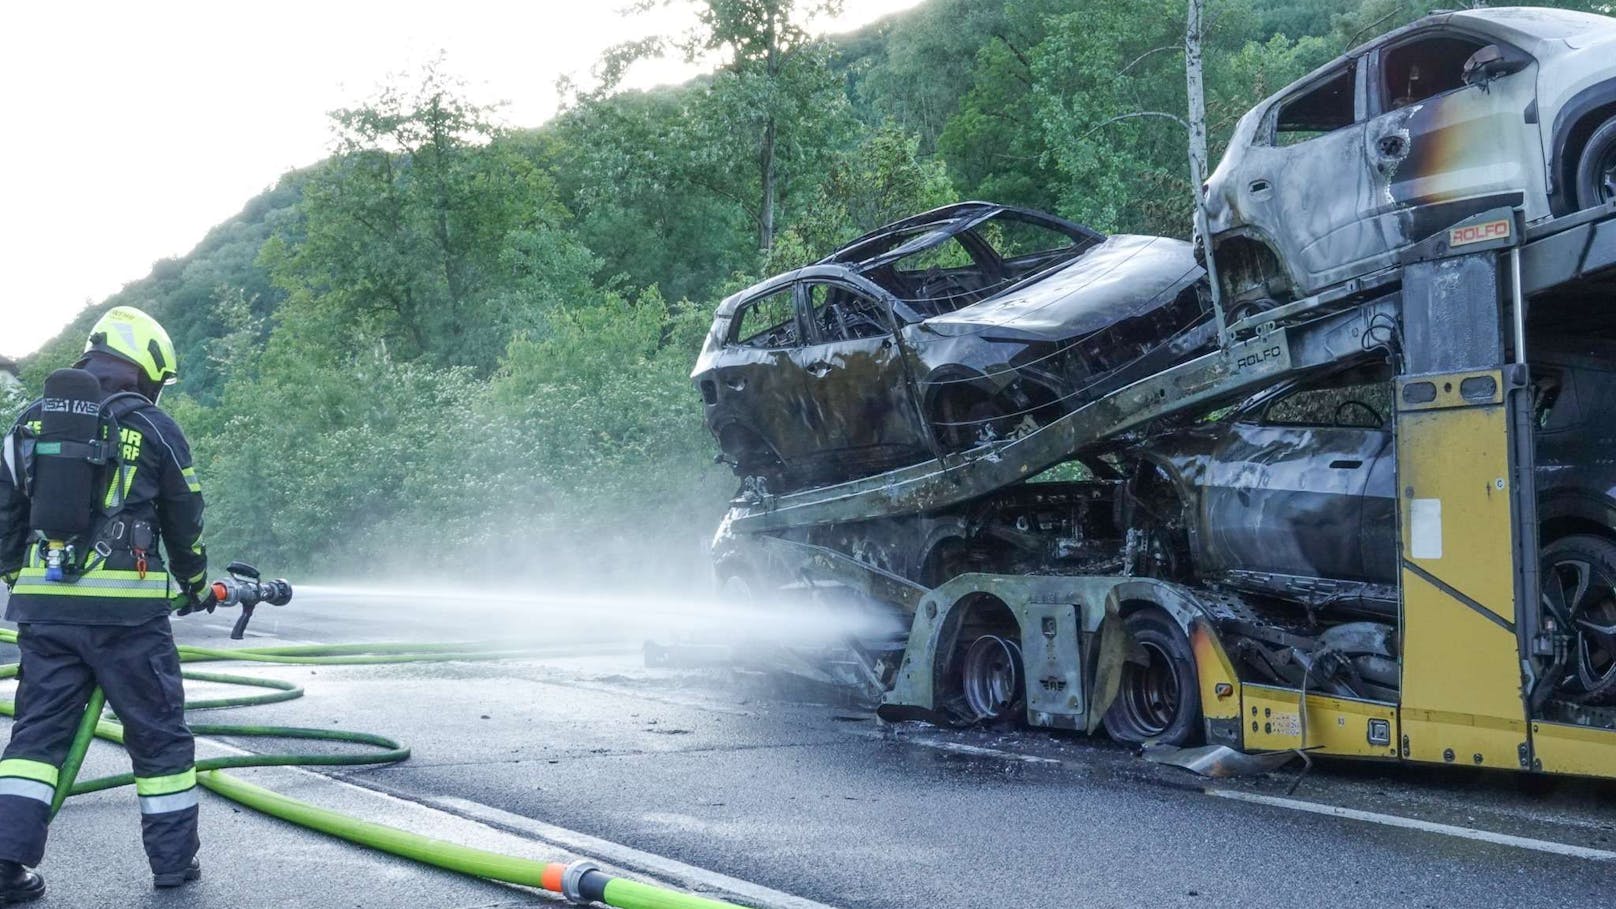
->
xmin=1411 ymin=498 xmax=1442 ymax=559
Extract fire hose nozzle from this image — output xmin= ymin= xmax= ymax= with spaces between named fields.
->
xmin=208 ymin=563 xmax=294 ymax=639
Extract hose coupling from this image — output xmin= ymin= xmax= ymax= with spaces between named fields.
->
xmin=561 ymin=860 xmax=602 ymax=903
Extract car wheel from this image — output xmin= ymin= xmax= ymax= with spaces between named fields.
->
xmin=1574 ymin=118 xmax=1616 ymax=210
xmin=1541 ymin=535 xmax=1616 ymax=703
xmin=1103 ymin=609 xmax=1202 ymax=746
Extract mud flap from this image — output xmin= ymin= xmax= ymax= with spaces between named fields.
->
xmin=1087 ymin=600 xmax=1141 ymax=733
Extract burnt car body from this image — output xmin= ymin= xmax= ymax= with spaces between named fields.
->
xmin=1205 ymin=7 xmax=1616 ymax=311
xmin=1123 ymin=339 xmax=1616 ymax=619
xmin=693 ymin=203 xmax=1209 ymax=490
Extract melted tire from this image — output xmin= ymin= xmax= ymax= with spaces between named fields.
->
xmin=959 ymin=634 xmax=1024 ymax=723
xmin=1103 ymin=610 xmax=1202 ymax=746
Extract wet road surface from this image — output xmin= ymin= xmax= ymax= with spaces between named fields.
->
xmin=2 ymin=588 xmax=1615 ymax=908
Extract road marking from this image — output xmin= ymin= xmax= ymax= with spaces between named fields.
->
xmin=1207 ymin=788 xmax=1616 ymax=861
xmin=429 ymin=796 xmax=842 ymax=909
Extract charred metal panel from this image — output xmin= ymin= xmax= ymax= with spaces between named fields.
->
xmin=1401 ymin=254 xmax=1503 ymax=374
xmin=1200 ymin=423 xmax=1393 ymax=584
xmin=1019 ymin=602 xmax=1085 ymax=729
xmin=1521 ymin=208 xmax=1616 ymax=292
xmin=730 ymin=299 xmax=1394 ymax=534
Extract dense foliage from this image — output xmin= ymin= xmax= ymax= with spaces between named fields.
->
xmin=17 ymin=0 xmax=1606 ymax=586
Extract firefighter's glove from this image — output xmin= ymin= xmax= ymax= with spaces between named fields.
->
xmin=0 ymin=570 xmax=15 ymax=592
xmin=173 ymin=586 xmax=217 ymax=617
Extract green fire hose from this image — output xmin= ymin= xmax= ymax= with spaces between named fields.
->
xmin=0 ymin=628 xmax=747 ymax=909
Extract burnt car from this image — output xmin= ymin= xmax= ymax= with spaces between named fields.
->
xmin=693 ymin=203 xmax=1210 ymax=491
xmin=1204 ymin=7 xmax=1616 ymax=313
xmin=1122 ymin=338 xmax=1616 ymax=701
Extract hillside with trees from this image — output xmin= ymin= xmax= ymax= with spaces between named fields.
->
xmin=10 ymin=0 xmax=1601 ymax=586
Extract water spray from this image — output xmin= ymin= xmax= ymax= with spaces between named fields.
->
xmin=3 ymin=567 xmax=751 ymax=909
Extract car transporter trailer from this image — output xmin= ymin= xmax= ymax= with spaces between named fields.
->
xmin=713 ymin=201 xmax=1616 ymax=779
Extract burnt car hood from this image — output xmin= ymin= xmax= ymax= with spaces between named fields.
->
xmin=914 ymin=235 xmax=1201 ymax=341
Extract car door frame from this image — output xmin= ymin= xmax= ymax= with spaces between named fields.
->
xmin=1221 ymin=55 xmax=1375 ymax=298
xmin=790 ymin=270 xmax=934 ymax=472
xmin=1358 ymin=26 xmax=1546 ymax=241
xmin=708 ymin=274 xmax=820 ymax=469
xmin=1197 ymin=366 xmax=1397 ymax=585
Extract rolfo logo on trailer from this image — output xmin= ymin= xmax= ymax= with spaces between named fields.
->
xmin=1449 ymin=218 xmax=1511 ymax=248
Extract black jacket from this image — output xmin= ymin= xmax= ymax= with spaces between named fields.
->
xmin=0 ymin=355 xmax=206 ymax=624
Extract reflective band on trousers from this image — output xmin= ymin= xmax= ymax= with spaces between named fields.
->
xmin=135 ymin=768 xmax=196 ymax=797
xmin=0 ymin=758 xmax=59 ymax=787
xmin=0 ymin=779 xmax=54 ymax=805
xmin=139 ymin=788 xmax=199 ymax=815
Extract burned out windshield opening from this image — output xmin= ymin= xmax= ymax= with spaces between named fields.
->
xmin=973 ymin=214 xmax=1094 ymax=283
xmin=861 ymin=212 xmax=1097 ymax=319
xmin=1260 ymin=361 xmax=1394 ymax=428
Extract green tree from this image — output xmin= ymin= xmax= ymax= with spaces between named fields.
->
xmin=765 ymin=123 xmax=955 ymax=272
xmin=845 ymin=0 xmax=1010 ymax=152
xmin=538 ymin=87 xmax=758 ymax=304
xmin=263 ymin=63 xmax=576 ymax=373
xmin=600 ymin=0 xmax=852 ymax=255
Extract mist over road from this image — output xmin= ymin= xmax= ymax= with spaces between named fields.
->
xmin=2 ymin=587 xmax=1613 ymax=907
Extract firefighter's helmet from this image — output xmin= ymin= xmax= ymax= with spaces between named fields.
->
xmin=85 ymin=306 xmax=178 ymax=386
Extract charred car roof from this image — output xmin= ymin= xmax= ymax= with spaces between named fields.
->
xmin=818 ymin=201 xmax=1104 ymax=270
xmin=708 ymin=202 xmax=1114 ymax=326
xmin=918 ymin=234 xmax=1200 ymax=340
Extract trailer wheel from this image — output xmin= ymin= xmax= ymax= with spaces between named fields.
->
xmin=1543 ymin=534 xmax=1616 ymax=703
xmin=959 ymin=634 xmax=1024 ymax=723
xmin=1103 ymin=610 xmax=1202 ymax=746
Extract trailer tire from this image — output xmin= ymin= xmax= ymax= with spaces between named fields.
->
xmin=1103 ymin=609 xmax=1202 ymax=746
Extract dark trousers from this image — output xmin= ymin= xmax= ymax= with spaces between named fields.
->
xmin=0 ymin=617 xmax=198 ymax=873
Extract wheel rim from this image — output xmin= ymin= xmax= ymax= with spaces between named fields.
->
xmin=1592 ymin=142 xmax=1616 ymax=205
xmin=1602 ymin=154 xmax=1616 ymax=204
xmin=1545 ymin=555 xmax=1616 ymax=699
xmin=720 ymin=573 xmax=754 ymax=605
xmin=961 ymin=635 xmax=1022 ymax=721
xmin=1119 ymin=640 xmax=1181 ymax=736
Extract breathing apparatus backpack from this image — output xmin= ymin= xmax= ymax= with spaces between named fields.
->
xmin=7 ymin=368 xmax=140 ymax=582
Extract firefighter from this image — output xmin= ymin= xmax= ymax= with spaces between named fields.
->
xmin=0 ymin=306 xmax=208 ymax=900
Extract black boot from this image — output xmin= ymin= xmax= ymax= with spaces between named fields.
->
xmin=153 ymin=856 xmax=200 ymax=889
xmin=0 ymin=861 xmax=44 ymax=904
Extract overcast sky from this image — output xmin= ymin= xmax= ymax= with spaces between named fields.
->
xmin=0 ymin=0 xmax=922 ymax=361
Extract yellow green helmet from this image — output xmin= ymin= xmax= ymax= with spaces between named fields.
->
xmin=85 ymin=306 xmax=178 ymax=386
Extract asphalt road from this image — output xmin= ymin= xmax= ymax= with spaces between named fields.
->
xmin=2 ymin=585 xmax=1615 ymax=908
